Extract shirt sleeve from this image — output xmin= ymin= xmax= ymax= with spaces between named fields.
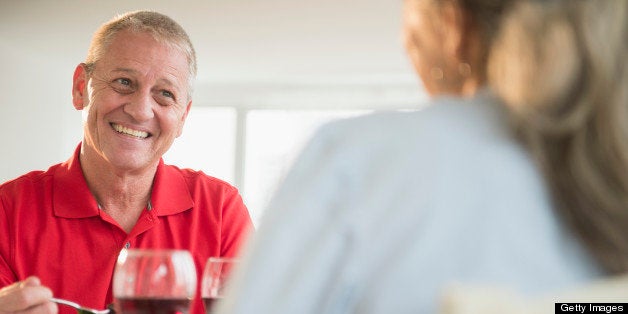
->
xmin=0 ymin=192 xmax=17 ymax=287
xmin=220 ymin=187 xmax=254 ymax=258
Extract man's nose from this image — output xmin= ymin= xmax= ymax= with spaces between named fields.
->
xmin=124 ymin=89 xmax=155 ymax=122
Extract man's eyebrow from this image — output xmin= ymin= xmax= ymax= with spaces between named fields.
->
xmin=157 ymin=78 xmax=178 ymax=88
xmin=110 ymin=68 xmax=182 ymax=90
xmin=111 ymin=68 xmax=138 ymax=74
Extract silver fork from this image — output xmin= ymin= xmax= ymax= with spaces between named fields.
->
xmin=50 ymin=297 xmax=111 ymax=314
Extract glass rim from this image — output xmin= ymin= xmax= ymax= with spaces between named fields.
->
xmin=113 ymin=248 xmax=197 ymax=299
xmin=124 ymin=248 xmax=194 ymax=256
xmin=207 ymin=256 xmax=239 ymax=263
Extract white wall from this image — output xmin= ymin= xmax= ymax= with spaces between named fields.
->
xmin=0 ymin=0 xmax=420 ymax=183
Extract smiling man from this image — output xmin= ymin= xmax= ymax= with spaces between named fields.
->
xmin=0 ymin=11 xmax=253 ymax=314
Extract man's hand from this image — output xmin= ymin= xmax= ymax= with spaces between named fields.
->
xmin=0 ymin=277 xmax=57 ymax=313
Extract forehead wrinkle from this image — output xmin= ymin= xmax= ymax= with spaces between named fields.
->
xmin=157 ymin=77 xmax=176 ymax=88
xmin=111 ymin=67 xmax=139 ymax=74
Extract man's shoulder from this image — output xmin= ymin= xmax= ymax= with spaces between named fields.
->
xmin=161 ymin=163 xmax=239 ymax=194
xmin=0 ymin=164 xmax=61 ymax=194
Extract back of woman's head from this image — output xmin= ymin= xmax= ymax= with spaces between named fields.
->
xmin=489 ymin=0 xmax=628 ymax=273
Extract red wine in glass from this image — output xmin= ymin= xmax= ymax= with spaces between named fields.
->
xmin=202 ymin=297 xmax=223 ymax=314
xmin=116 ymin=297 xmax=191 ymax=314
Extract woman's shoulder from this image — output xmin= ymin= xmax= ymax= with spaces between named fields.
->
xmin=313 ymin=91 xmax=508 ymax=154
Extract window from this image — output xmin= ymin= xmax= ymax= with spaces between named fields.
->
xmin=164 ymin=107 xmax=237 ymax=183
xmin=243 ymin=109 xmax=371 ymax=223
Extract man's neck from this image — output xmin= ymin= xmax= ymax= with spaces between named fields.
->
xmin=79 ymin=146 xmax=157 ymax=233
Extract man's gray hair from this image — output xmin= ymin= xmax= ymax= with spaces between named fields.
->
xmin=85 ymin=11 xmax=197 ymax=99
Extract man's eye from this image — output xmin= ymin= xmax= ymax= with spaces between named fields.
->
xmin=115 ymin=78 xmax=132 ymax=86
xmin=161 ymin=90 xmax=174 ymax=99
xmin=110 ymin=78 xmax=134 ymax=94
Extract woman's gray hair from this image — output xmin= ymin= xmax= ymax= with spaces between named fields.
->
xmin=490 ymin=0 xmax=628 ymax=273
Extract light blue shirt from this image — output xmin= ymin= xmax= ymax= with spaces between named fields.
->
xmin=218 ymin=90 xmax=603 ymax=314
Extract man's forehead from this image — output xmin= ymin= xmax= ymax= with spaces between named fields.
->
xmin=92 ymin=29 xmax=194 ymax=96
xmin=98 ymin=36 xmax=188 ymax=74
xmin=104 ymin=31 xmax=187 ymax=64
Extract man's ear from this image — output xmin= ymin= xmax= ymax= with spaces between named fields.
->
xmin=176 ymin=101 xmax=192 ymax=138
xmin=72 ymin=63 xmax=88 ymax=110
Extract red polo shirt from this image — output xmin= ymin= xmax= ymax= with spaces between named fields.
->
xmin=0 ymin=145 xmax=253 ymax=314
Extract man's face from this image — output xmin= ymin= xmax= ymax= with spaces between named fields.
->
xmin=76 ymin=30 xmax=192 ymax=173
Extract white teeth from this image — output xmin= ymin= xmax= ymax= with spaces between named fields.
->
xmin=112 ymin=123 xmax=149 ymax=139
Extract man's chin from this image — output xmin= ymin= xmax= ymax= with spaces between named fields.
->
xmin=106 ymin=154 xmax=158 ymax=174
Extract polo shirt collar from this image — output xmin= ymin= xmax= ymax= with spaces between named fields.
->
xmin=53 ymin=144 xmax=100 ymax=218
xmin=150 ymin=159 xmax=194 ymax=216
xmin=53 ymin=144 xmax=194 ymax=218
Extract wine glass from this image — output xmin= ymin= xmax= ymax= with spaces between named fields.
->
xmin=201 ymin=257 xmax=239 ymax=314
xmin=113 ymin=249 xmax=197 ymax=314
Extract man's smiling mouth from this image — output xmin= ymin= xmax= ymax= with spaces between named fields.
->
xmin=111 ymin=123 xmax=150 ymax=139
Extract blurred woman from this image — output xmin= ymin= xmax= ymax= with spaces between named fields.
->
xmin=218 ymin=0 xmax=627 ymax=313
